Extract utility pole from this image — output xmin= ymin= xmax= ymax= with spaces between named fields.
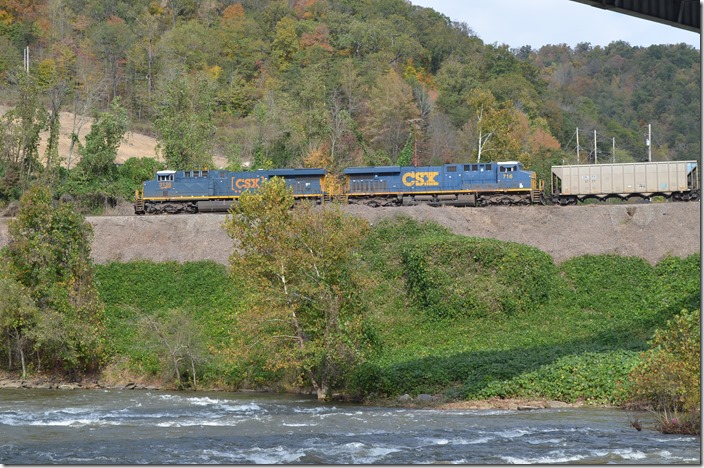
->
xmin=23 ymin=46 xmax=29 ymax=73
xmin=612 ymin=137 xmax=615 ymax=163
xmin=576 ymin=127 xmax=580 ymax=164
xmin=594 ymin=129 xmax=597 ymax=164
xmin=647 ymin=124 xmax=652 ymax=162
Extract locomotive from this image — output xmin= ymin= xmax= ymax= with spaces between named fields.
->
xmin=135 ymin=167 xmax=326 ymax=214
xmin=134 ymin=160 xmax=699 ymax=215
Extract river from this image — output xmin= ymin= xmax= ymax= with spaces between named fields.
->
xmin=0 ymin=389 xmax=699 ymax=464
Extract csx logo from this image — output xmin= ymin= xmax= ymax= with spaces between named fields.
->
xmin=402 ymin=171 xmax=439 ymax=187
xmin=233 ymin=177 xmax=263 ymax=190
xmin=159 ymin=181 xmax=172 ymax=189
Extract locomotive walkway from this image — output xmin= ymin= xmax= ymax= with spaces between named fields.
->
xmin=0 ymin=202 xmax=699 ymax=265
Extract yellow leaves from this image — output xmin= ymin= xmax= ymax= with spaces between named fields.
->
xmin=206 ymin=65 xmax=222 ymax=80
xmin=403 ymin=59 xmax=433 ymax=87
xmin=36 ymin=58 xmax=58 ymax=88
xmin=323 ymin=175 xmax=344 ymax=198
xmin=0 ymin=10 xmax=14 ymax=27
xmin=272 ymin=16 xmax=300 ymax=70
xmin=303 ymin=143 xmax=332 ymax=169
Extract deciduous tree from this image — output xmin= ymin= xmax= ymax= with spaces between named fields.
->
xmin=224 ymin=177 xmax=375 ymax=399
xmin=137 ymin=309 xmax=208 ymax=389
xmin=153 ymin=72 xmax=215 ymax=169
xmin=4 ymin=184 xmax=104 ymax=373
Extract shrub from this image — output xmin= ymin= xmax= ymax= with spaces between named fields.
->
xmin=474 ymin=350 xmax=641 ymax=405
xmin=625 ymin=309 xmax=700 ymax=434
xmin=401 ymin=235 xmax=557 ymax=319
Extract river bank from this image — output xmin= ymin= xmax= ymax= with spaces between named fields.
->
xmin=0 ymin=370 xmax=583 ymax=411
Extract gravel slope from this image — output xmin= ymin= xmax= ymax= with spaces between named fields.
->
xmin=0 ymin=202 xmax=698 ymax=265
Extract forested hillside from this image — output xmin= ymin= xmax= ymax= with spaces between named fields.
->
xmin=0 ymin=0 xmax=700 ymax=207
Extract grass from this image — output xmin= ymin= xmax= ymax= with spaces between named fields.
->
xmin=347 ymin=216 xmax=699 ymax=405
xmin=94 ymin=216 xmax=700 ymax=405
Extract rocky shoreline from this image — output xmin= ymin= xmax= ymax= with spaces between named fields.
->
xmin=0 ymin=372 xmax=161 ymax=391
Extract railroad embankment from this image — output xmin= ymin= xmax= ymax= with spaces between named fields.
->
xmin=0 ymin=202 xmax=699 ymax=265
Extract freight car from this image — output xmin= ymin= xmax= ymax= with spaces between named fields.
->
xmin=134 ymin=168 xmax=326 ymax=214
xmin=551 ymin=160 xmax=699 ymax=205
xmin=344 ymin=161 xmax=544 ymax=207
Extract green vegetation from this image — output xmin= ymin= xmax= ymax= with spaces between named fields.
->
xmin=0 ymin=185 xmax=104 ymax=377
xmin=345 ymin=218 xmax=700 ymax=407
xmin=0 ymin=1 xmax=699 ymax=212
xmin=0 ymin=0 xmax=698 ymax=434
xmin=94 ymin=260 xmax=241 ymax=388
xmin=625 ymin=308 xmax=700 ymax=434
xmin=223 ymin=178 xmax=376 ymax=399
xmin=0 ymin=199 xmax=695 ymax=430
xmin=82 ymin=216 xmax=700 ymax=418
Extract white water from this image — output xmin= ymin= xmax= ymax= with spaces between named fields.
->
xmin=0 ymin=389 xmax=699 ymax=464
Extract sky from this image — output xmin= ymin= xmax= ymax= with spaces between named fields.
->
xmin=408 ymin=0 xmax=701 ymax=50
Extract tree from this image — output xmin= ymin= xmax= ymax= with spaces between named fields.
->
xmin=4 ymin=184 xmax=104 ymax=373
xmin=465 ymin=88 xmax=521 ymax=162
xmin=626 ymin=309 xmax=700 ymax=434
xmin=60 ymin=98 xmax=130 ymax=210
xmin=224 ymin=177 xmax=375 ymax=399
xmin=89 ymin=15 xmax=134 ymax=100
xmin=75 ymin=97 xmax=129 ymax=179
xmin=0 ymin=72 xmax=47 ymax=184
xmin=0 ymin=276 xmax=39 ymax=379
xmin=153 ymin=72 xmax=216 ymax=169
xmin=362 ymin=68 xmax=419 ymax=162
xmin=271 ymin=16 xmax=300 ymax=71
xmin=137 ymin=309 xmax=208 ymax=389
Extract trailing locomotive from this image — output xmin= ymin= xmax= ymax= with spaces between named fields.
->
xmin=134 ymin=160 xmax=699 ymax=214
xmin=135 ymin=168 xmax=326 ymax=214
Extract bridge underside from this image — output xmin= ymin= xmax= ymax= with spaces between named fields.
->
xmin=571 ymin=0 xmax=700 ymax=32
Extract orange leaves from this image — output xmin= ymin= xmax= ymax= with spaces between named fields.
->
xmin=293 ymin=0 xmax=324 ymax=20
xmin=300 ymin=24 xmax=333 ymax=53
xmin=403 ymin=59 xmax=433 ymax=87
xmin=221 ymin=3 xmax=244 ymax=26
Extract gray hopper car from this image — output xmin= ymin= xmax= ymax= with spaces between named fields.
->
xmin=551 ymin=160 xmax=699 ymax=205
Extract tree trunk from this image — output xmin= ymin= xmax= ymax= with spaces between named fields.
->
xmin=190 ymin=356 xmax=197 ymax=390
xmin=316 ymin=384 xmax=330 ymax=401
xmin=19 ymin=345 xmax=26 ymax=380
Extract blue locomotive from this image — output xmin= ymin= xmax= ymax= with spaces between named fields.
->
xmin=135 ymin=168 xmax=326 ymax=214
xmin=134 ymin=161 xmax=543 ymax=214
xmin=344 ymin=161 xmax=543 ymax=207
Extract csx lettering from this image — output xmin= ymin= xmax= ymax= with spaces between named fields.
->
xmin=402 ymin=171 xmax=439 ymax=187
xmin=233 ymin=177 xmax=262 ymax=190
xmin=159 ymin=181 xmax=172 ymax=189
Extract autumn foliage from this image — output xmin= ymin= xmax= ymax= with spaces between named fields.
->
xmin=223 ymin=177 xmax=374 ymax=399
xmin=625 ymin=309 xmax=700 ymax=434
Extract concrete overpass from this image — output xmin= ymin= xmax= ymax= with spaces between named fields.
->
xmin=571 ymin=0 xmax=700 ymax=32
